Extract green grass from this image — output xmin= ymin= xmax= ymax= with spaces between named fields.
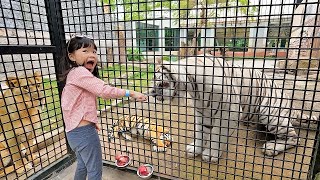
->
xmin=39 ymin=79 xmax=63 ymax=132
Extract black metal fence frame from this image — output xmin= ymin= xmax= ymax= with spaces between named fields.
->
xmin=1 ymin=0 xmax=320 ymax=179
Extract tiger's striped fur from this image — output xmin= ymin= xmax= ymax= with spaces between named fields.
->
xmin=151 ymin=56 xmax=318 ymax=162
xmin=107 ymin=115 xmax=173 ymax=152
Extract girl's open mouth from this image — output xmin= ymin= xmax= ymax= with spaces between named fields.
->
xmin=87 ymin=60 xmax=95 ymax=65
xmin=85 ymin=60 xmax=95 ymax=70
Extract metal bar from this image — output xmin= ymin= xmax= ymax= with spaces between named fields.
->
xmin=0 ymin=0 xmax=319 ymax=179
xmin=28 ymin=155 xmax=76 ymax=180
xmin=0 ymin=45 xmax=56 ymax=55
xmin=44 ymin=0 xmax=67 ymax=94
xmin=312 ymin=121 xmax=320 ymax=178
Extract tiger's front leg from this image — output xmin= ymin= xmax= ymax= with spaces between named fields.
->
xmin=202 ymin=108 xmax=238 ymax=162
xmin=186 ymin=112 xmax=210 ymax=158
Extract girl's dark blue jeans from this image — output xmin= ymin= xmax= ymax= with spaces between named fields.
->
xmin=66 ymin=124 xmax=102 ymax=180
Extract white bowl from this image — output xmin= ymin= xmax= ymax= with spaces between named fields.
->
xmin=137 ymin=164 xmax=154 ymax=179
xmin=114 ymin=155 xmax=131 ymax=168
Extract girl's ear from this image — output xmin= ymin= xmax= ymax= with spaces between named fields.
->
xmin=68 ymin=53 xmax=75 ymax=62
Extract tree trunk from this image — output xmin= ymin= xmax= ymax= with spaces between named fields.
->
xmin=103 ymin=5 xmax=126 ymax=64
xmin=188 ymin=5 xmax=207 ymax=56
xmin=117 ymin=25 xmax=127 ymax=63
xmin=178 ymin=42 xmax=188 ymax=59
xmin=311 ymin=6 xmax=320 ymax=58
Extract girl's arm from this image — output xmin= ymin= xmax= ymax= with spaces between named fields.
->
xmin=68 ymin=66 xmax=127 ymax=99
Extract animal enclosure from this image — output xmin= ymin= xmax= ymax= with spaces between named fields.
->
xmin=0 ymin=0 xmax=320 ymax=180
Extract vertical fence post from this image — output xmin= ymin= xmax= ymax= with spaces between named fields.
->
xmin=312 ymin=120 xmax=320 ymax=178
xmin=44 ymin=0 xmax=73 ymax=155
xmin=44 ymin=0 xmax=66 ymax=96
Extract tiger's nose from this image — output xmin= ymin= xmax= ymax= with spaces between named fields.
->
xmin=150 ymin=89 xmax=157 ymax=97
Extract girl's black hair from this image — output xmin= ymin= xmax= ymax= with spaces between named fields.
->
xmin=59 ymin=36 xmax=99 ymax=82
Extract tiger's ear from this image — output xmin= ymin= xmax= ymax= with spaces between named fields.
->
xmin=6 ymin=77 xmax=20 ymax=88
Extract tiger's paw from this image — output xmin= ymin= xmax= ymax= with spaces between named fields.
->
xmin=202 ymin=148 xmax=219 ymax=162
xmin=262 ymin=142 xmax=282 ymax=156
xmin=186 ymin=142 xmax=202 ymax=157
xmin=153 ymin=146 xmax=166 ymax=152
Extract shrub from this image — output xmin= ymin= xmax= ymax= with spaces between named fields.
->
xmin=127 ymin=48 xmax=145 ymax=61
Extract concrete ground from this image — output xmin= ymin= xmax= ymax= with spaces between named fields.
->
xmin=48 ymin=161 xmax=157 ymax=180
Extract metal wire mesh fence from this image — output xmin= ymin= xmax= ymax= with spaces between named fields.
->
xmin=0 ymin=0 xmax=70 ymax=179
xmin=1 ymin=0 xmax=320 ymax=179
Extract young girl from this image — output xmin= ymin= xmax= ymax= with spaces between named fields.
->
xmin=60 ymin=35 xmax=147 ymax=180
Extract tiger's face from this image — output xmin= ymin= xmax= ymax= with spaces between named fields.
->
xmin=150 ymin=65 xmax=178 ymax=102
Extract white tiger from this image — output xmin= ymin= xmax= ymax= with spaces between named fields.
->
xmin=150 ymin=56 xmax=318 ymax=162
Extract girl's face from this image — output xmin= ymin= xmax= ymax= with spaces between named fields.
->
xmin=68 ymin=45 xmax=98 ymax=72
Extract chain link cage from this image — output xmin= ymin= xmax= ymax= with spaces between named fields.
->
xmin=1 ymin=0 xmax=320 ymax=179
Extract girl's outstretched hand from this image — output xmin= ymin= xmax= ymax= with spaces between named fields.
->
xmin=130 ymin=91 xmax=148 ymax=102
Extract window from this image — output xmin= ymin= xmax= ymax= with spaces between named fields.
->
xmin=136 ymin=22 xmax=159 ymax=52
xmin=165 ymin=28 xmax=180 ymax=51
xmin=215 ymin=27 xmax=250 ymax=52
xmin=267 ymin=23 xmax=290 ymax=49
